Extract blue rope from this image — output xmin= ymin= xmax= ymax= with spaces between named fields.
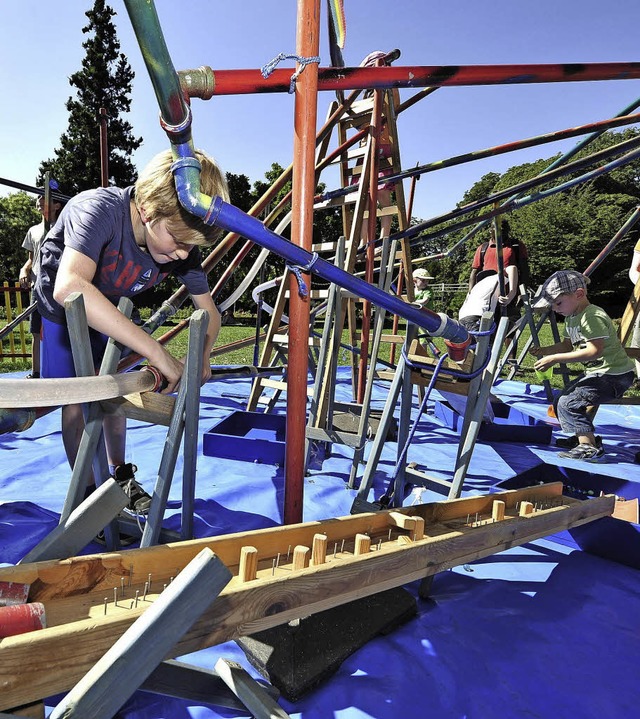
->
xmin=286 ymin=252 xmax=320 ymax=298
xmin=261 ymin=52 xmax=322 ymax=93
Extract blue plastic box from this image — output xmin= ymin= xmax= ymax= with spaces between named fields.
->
xmin=203 ymin=410 xmax=286 ymax=465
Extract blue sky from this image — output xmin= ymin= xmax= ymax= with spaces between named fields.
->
xmin=1 ymin=0 xmax=639 ymax=221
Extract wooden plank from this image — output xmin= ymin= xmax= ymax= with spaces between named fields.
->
xmin=612 ymin=497 xmax=639 ymax=523
xmin=140 ymin=659 xmax=277 ymax=710
xmin=214 ymin=658 xmax=291 ymax=719
xmin=20 ymin=480 xmax=129 ymax=564
xmin=0 ymin=485 xmax=613 ymax=710
xmin=48 ymin=549 xmax=231 ymax=719
xmin=101 ymin=392 xmax=175 ymax=426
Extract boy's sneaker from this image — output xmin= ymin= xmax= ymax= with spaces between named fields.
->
xmin=95 ymin=529 xmax=138 ymax=548
xmin=112 ymin=463 xmax=152 ymax=515
xmin=555 ymin=435 xmax=602 ymax=450
xmin=557 ymin=443 xmax=605 ymax=462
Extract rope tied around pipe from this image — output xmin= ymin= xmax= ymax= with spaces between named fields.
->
xmin=286 ymin=252 xmax=320 ymax=298
xmin=261 ymin=52 xmax=322 ymax=93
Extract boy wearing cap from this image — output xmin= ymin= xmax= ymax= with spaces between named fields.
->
xmin=412 ymin=268 xmax=433 ymax=310
xmin=531 ymin=270 xmax=635 ymax=461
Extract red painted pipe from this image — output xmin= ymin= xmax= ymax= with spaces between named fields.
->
xmin=0 ymin=602 xmax=46 ymax=638
xmin=284 ymin=0 xmax=321 ymax=525
xmin=0 ymin=581 xmax=30 ymax=606
xmin=195 ymin=62 xmax=640 ymax=96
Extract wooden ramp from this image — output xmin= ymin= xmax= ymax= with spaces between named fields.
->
xmin=0 ymin=482 xmax=614 ymax=711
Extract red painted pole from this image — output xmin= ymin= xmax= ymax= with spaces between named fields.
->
xmin=191 ymin=62 xmax=640 ymax=96
xmin=284 ymin=0 xmax=321 ymax=525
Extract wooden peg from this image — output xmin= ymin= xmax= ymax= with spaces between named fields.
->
xmin=354 ymin=533 xmax=371 ymax=556
xmin=492 ymin=500 xmax=506 ymax=522
xmin=412 ymin=517 xmax=425 ymax=541
xmin=238 ymin=546 xmax=258 ymax=582
xmin=292 ymin=546 xmax=310 ymax=571
xmin=519 ymin=501 xmax=534 ymax=516
xmin=310 ymin=534 xmax=327 ymax=566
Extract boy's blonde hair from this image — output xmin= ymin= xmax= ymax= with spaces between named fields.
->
xmin=134 ymin=149 xmax=229 ymax=246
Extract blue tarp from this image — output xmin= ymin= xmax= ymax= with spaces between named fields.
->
xmin=1 ymin=370 xmax=639 ymax=718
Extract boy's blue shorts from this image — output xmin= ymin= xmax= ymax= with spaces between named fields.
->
xmin=41 ymin=317 xmax=109 ymax=378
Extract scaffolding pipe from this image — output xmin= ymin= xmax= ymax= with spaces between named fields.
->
xmin=421 ymin=95 xmax=640 ymax=263
xmin=394 ymin=134 xmax=640 ymax=244
xmin=177 ymin=61 xmax=640 ymax=96
xmin=318 ymin=110 xmax=640 ymax=204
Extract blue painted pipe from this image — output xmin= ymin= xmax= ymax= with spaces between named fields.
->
xmin=201 ymin=196 xmax=469 ymax=344
xmin=122 ymin=0 xmax=469 ymax=344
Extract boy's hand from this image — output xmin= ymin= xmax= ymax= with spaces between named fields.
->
xmin=153 ymin=352 xmax=185 ymax=394
xmin=534 ymin=356 xmax=556 ymax=372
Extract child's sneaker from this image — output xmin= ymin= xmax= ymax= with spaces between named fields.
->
xmin=555 ymin=435 xmax=602 ymax=450
xmin=112 ymin=463 xmax=152 ymax=515
xmin=557 ymin=443 xmax=605 ymax=462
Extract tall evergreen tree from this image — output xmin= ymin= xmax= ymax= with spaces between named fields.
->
xmin=38 ymin=0 xmax=142 ymax=195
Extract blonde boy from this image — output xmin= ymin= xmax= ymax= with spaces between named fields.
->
xmin=34 ymin=149 xmax=228 ymax=513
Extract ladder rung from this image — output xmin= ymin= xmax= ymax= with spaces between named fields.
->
xmin=273 ymin=334 xmax=322 ymax=347
xmin=260 ymin=378 xmax=313 ymax=395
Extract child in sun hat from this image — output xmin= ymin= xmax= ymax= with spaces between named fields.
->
xmin=412 ymin=267 xmax=434 ymax=309
xmin=530 ymin=270 xmax=635 ymax=461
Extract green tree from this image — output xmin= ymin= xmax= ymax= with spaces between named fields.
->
xmin=0 ymin=194 xmax=40 ymax=282
xmin=38 ymin=0 xmax=142 ymax=194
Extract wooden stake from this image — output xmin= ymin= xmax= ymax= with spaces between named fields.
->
xmin=492 ymin=500 xmax=506 ymax=522
xmin=354 ymin=534 xmax=371 ymax=556
xmin=292 ymin=546 xmax=310 ymax=571
xmin=519 ymin=501 xmax=534 ymax=516
xmin=310 ymin=534 xmax=327 ymax=566
xmin=238 ymin=547 xmax=258 ymax=583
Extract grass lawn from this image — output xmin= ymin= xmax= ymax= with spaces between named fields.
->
xmin=2 ymin=315 xmax=638 ymax=396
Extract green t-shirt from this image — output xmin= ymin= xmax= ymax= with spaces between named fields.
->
xmin=414 ymin=288 xmax=433 ymax=309
xmin=563 ymin=303 xmax=635 ymax=375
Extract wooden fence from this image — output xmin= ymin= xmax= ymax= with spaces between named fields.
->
xmin=0 ymin=282 xmax=33 ymax=360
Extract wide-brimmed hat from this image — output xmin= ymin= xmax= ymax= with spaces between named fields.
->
xmin=413 ymin=268 xmax=433 ymax=280
xmin=532 ymin=270 xmax=589 ymax=309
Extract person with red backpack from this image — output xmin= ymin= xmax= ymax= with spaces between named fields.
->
xmin=468 ymin=219 xmax=529 ymax=362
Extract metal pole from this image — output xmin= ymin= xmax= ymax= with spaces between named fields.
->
xmin=284 ymin=0 xmax=321 ymax=525
xmin=185 ymin=61 xmax=640 ymax=96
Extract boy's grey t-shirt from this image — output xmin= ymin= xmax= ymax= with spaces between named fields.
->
xmin=35 ymin=186 xmax=209 ymax=324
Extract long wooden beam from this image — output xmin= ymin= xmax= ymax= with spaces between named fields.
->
xmin=0 ymin=483 xmax=613 ymax=710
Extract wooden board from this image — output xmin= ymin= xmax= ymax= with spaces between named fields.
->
xmin=0 ymin=483 xmax=614 ymax=710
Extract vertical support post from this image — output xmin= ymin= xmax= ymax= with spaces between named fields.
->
xmin=449 ymin=316 xmax=510 ymax=499
xmin=180 ymin=311 xmax=207 ymax=540
xmin=357 ymin=81 xmax=383 ymax=404
xmin=141 ymin=310 xmax=207 ymax=548
xmin=284 ymin=0 xmax=321 ymax=525
xmin=99 ymin=108 xmax=109 ymax=188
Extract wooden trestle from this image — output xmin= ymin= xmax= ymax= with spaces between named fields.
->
xmin=0 ymin=482 xmax=614 ymax=710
